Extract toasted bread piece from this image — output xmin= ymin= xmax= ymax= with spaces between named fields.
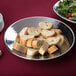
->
xmin=55 ymin=29 xmax=62 ymax=34
xmin=57 ymin=35 xmax=65 ymax=46
xmin=41 ymin=29 xmax=56 ymax=38
xmin=27 ymin=48 xmax=38 ymax=56
xmin=19 ymin=27 xmax=28 ymax=36
xmin=39 ymin=22 xmax=53 ymax=30
xmin=16 ymin=34 xmax=20 ymax=43
xmin=37 ymin=35 xmax=45 ymax=41
xmin=20 ymin=35 xmax=34 ymax=46
xmin=32 ymin=39 xmax=44 ymax=48
xmin=27 ymin=27 xmax=41 ymax=36
xmin=26 ymin=38 xmax=33 ymax=47
xmin=13 ymin=42 xmax=27 ymax=54
xmin=52 ymin=29 xmax=62 ymax=35
xmin=46 ymin=36 xmax=60 ymax=45
xmin=39 ymin=42 xmax=49 ymax=55
xmin=48 ymin=45 xmax=58 ymax=54
xmin=20 ymin=36 xmax=26 ymax=46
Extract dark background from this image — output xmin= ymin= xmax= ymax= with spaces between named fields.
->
xmin=0 ymin=0 xmax=76 ymax=76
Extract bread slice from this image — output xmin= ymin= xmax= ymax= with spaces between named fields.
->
xmin=26 ymin=38 xmax=33 ymax=47
xmin=39 ymin=42 xmax=49 ymax=55
xmin=26 ymin=48 xmax=38 ymax=56
xmin=48 ymin=45 xmax=58 ymax=54
xmin=46 ymin=36 xmax=60 ymax=45
xmin=57 ymin=35 xmax=65 ymax=46
xmin=41 ymin=29 xmax=56 ymax=38
xmin=52 ymin=29 xmax=62 ymax=35
xmin=20 ymin=35 xmax=34 ymax=46
xmin=19 ymin=27 xmax=28 ymax=36
xmin=39 ymin=22 xmax=53 ymax=30
xmin=27 ymin=27 xmax=41 ymax=36
xmin=13 ymin=42 xmax=27 ymax=54
xmin=32 ymin=39 xmax=44 ymax=48
xmin=16 ymin=34 xmax=20 ymax=43
xmin=37 ymin=35 xmax=45 ymax=41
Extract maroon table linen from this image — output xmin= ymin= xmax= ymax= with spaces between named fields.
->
xmin=0 ymin=0 xmax=76 ymax=76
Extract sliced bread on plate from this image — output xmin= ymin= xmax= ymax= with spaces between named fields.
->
xmin=48 ymin=45 xmax=58 ymax=54
xmin=13 ymin=42 xmax=27 ymax=54
xmin=39 ymin=22 xmax=53 ymax=30
xmin=39 ymin=42 xmax=49 ymax=55
xmin=46 ymin=36 xmax=60 ymax=45
xmin=19 ymin=27 xmax=28 ymax=36
xmin=41 ymin=29 xmax=56 ymax=38
xmin=32 ymin=39 xmax=44 ymax=49
xmin=20 ymin=35 xmax=34 ymax=46
xmin=26 ymin=48 xmax=38 ymax=56
xmin=27 ymin=27 xmax=41 ymax=36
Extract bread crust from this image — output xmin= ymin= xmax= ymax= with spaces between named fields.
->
xmin=20 ymin=35 xmax=34 ymax=46
xmin=19 ymin=27 xmax=28 ymax=36
xmin=32 ymin=39 xmax=44 ymax=49
xmin=46 ymin=36 xmax=60 ymax=45
xmin=48 ymin=45 xmax=58 ymax=54
xmin=51 ymin=29 xmax=62 ymax=35
xmin=57 ymin=35 xmax=65 ymax=46
xmin=41 ymin=30 xmax=56 ymax=38
xmin=39 ymin=22 xmax=53 ymax=30
xmin=13 ymin=42 xmax=27 ymax=54
xmin=26 ymin=38 xmax=33 ymax=47
xmin=16 ymin=34 xmax=20 ymax=43
xmin=27 ymin=27 xmax=41 ymax=36
xmin=39 ymin=42 xmax=49 ymax=55
xmin=26 ymin=48 xmax=38 ymax=56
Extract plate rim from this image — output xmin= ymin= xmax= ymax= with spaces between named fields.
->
xmin=4 ymin=16 xmax=75 ymax=61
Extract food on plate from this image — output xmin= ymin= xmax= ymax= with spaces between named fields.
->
xmin=32 ymin=39 xmax=44 ymax=49
xmin=39 ymin=22 xmax=53 ymax=30
xmin=27 ymin=27 xmax=41 ymax=36
xmin=57 ymin=35 xmax=65 ymax=46
xmin=39 ymin=42 xmax=49 ymax=55
xmin=57 ymin=0 xmax=76 ymax=21
xmin=48 ymin=45 xmax=58 ymax=54
xmin=16 ymin=34 xmax=20 ymax=43
xmin=13 ymin=42 xmax=27 ymax=54
xmin=26 ymin=48 xmax=38 ymax=56
xmin=19 ymin=27 xmax=28 ymax=36
xmin=20 ymin=35 xmax=34 ymax=46
xmin=13 ymin=22 xmax=69 ymax=57
xmin=26 ymin=38 xmax=33 ymax=47
xmin=37 ymin=36 xmax=45 ymax=41
xmin=46 ymin=36 xmax=60 ymax=45
xmin=41 ymin=29 xmax=56 ymax=38
xmin=53 ymin=29 xmax=62 ymax=34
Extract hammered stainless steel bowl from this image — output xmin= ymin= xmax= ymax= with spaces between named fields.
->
xmin=4 ymin=16 xmax=75 ymax=61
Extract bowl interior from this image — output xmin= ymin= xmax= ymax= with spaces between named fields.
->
xmin=4 ymin=17 xmax=75 ymax=60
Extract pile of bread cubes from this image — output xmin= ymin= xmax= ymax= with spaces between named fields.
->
xmin=13 ymin=22 xmax=65 ymax=57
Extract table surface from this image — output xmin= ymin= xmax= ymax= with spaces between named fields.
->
xmin=0 ymin=0 xmax=76 ymax=76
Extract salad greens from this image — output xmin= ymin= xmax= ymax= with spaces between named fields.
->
xmin=57 ymin=0 xmax=76 ymax=21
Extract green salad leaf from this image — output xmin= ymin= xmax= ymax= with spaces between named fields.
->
xmin=57 ymin=0 xmax=76 ymax=18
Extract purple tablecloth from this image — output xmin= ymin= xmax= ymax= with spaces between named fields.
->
xmin=0 ymin=0 xmax=76 ymax=76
